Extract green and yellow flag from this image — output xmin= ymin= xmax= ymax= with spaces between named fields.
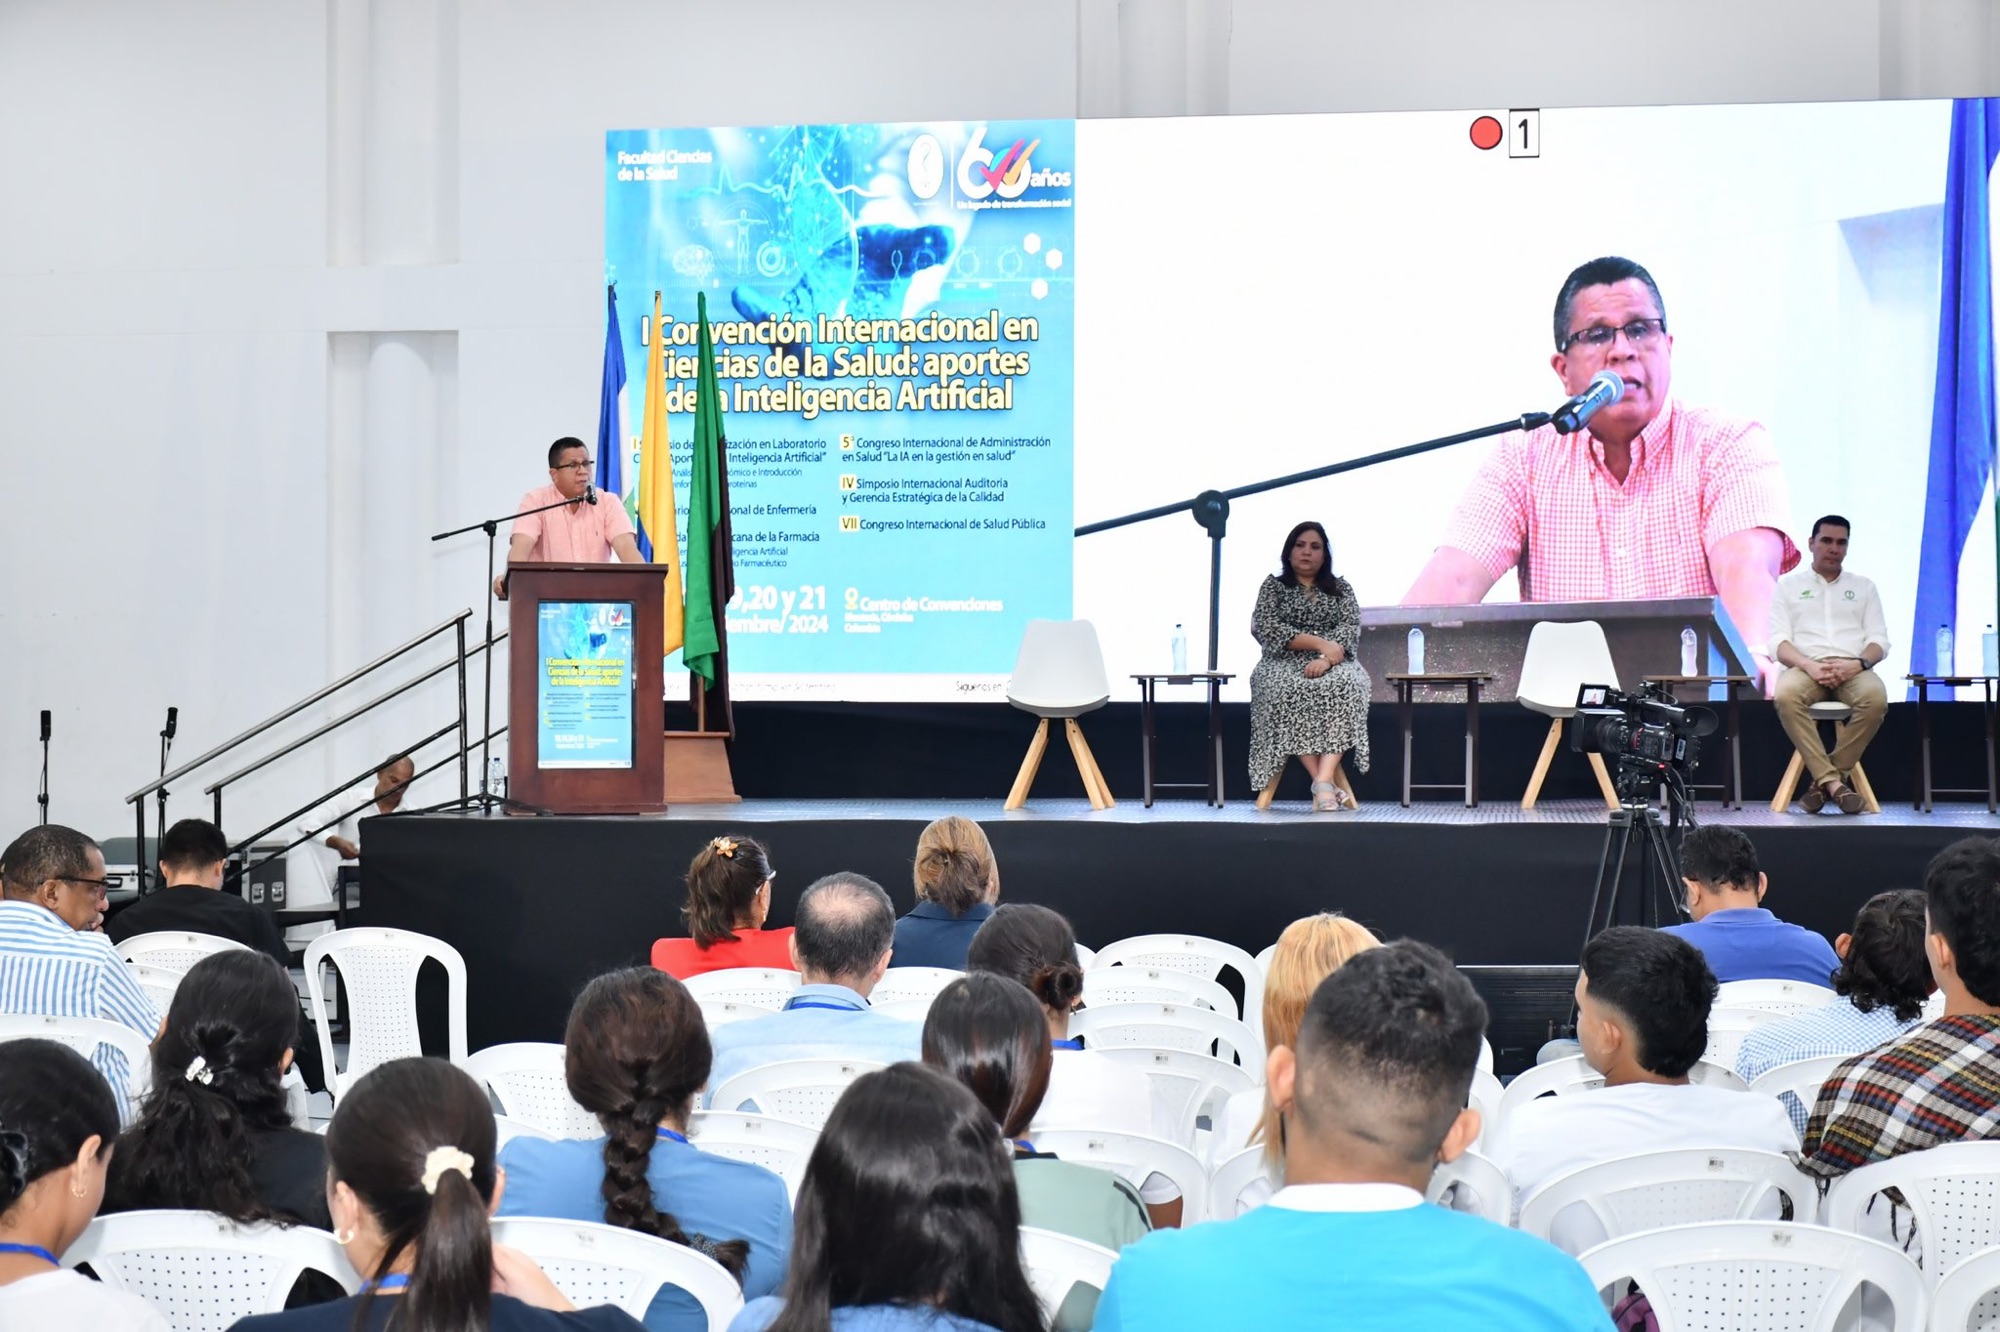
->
xmin=683 ymin=291 xmax=735 ymax=696
xmin=637 ymin=290 xmax=685 ymax=658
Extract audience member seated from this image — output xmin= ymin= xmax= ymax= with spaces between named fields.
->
xmin=1801 ymin=837 xmax=2000 ymax=1179
xmin=1660 ymin=825 xmax=1839 ymax=984
xmin=0 ymin=1040 xmax=169 ymax=1331
xmin=923 ymin=973 xmax=1147 ymax=1330
xmin=233 ymin=1057 xmax=645 ymax=1332
xmin=890 ymin=816 xmax=999 ymax=970
xmin=729 ymin=1063 xmax=1045 ymax=1332
xmin=498 ymin=967 xmax=791 ymax=1330
xmin=103 ymin=949 xmax=331 ymax=1229
xmin=1092 ymin=943 xmax=1610 ymax=1330
xmin=1735 ymin=889 xmax=1933 ymax=1133
xmin=652 ymin=836 xmax=795 ymax=979
xmin=706 ymin=874 xmax=921 ymax=1101
xmin=0 ymin=825 xmax=158 ymax=1121
xmin=1208 ymin=912 xmax=1380 ymax=1202
xmin=1492 ymin=927 xmax=1797 ymax=1253
xmin=965 ymin=904 xmax=1182 ymax=1226
xmin=104 ymin=818 xmax=291 ymax=967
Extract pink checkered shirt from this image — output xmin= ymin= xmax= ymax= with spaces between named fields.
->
xmin=511 ymin=484 xmax=635 ymax=563
xmin=1438 ymin=398 xmax=1799 ymax=601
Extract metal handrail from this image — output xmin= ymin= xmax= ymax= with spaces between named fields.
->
xmin=124 ymin=609 xmax=474 ymax=803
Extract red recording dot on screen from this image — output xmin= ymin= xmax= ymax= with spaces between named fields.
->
xmin=1469 ymin=116 xmax=1504 ymax=151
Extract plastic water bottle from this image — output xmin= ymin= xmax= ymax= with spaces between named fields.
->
xmin=487 ymin=754 xmax=506 ymax=799
xmin=1679 ymin=625 xmax=1699 ymax=677
xmin=1937 ymin=623 xmax=1955 ymax=675
xmin=1407 ymin=626 xmax=1426 ymax=674
xmin=1983 ymin=625 xmax=1997 ymax=677
xmin=1171 ymin=624 xmax=1187 ymax=674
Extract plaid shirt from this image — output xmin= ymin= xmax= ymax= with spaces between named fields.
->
xmin=1798 ymin=1014 xmax=2000 ymax=1178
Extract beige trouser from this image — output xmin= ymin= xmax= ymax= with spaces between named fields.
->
xmin=1774 ymin=664 xmax=1887 ymax=788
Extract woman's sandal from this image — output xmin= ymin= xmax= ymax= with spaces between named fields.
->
xmin=1311 ymin=780 xmax=1342 ymax=812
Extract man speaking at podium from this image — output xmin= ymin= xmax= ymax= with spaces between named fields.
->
xmin=1403 ymin=257 xmax=1799 ymax=687
xmin=493 ymin=436 xmax=644 ymax=600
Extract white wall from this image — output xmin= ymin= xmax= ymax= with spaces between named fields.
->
xmin=1 ymin=0 xmax=1996 ymax=841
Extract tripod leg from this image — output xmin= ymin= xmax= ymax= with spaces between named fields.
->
xmin=1580 ymin=812 xmax=1634 ymax=957
xmin=1637 ymin=811 xmax=1684 ymax=928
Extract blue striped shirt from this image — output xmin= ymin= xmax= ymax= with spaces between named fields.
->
xmin=1733 ymin=996 xmax=1923 ymax=1134
xmin=0 ymin=901 xmax=159 ymax=1119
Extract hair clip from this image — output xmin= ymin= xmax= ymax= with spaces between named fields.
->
xmin=710 ymin=837 xmax=737 ymax=859
xmin=420 ymin=1145 xmax=474 ymax=1195
xmin=184 ymin=1055 xmax=215 ymax=1086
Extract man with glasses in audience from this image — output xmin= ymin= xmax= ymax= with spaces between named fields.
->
xmin=0 ymin=825 xmax=159 ymax=1120
xmin=493 ymin=435 xmax=643 ymax=600
xmin=1404 ymin=256 xmax=1799 ymax=691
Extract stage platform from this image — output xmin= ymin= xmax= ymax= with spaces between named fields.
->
xmin=363 ymin=796 xmax=1996 ymax=1063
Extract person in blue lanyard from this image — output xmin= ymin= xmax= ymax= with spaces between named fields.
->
xmin=230 ymin=1057 xmax=646 ymax=1332
xmin=0 ymin=1040 xmax=170 ymax=1330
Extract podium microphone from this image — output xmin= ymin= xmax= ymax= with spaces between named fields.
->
xmin=583 ymin=484 xmax=599 ymax=505
xmin=40 ymin=710 xmax=50 ymax=744
xmin=163 ymin=706 xmax=178 ymax=741
xmin=1552 ymin=371 xmax=1625 ymax=435
xmin=37 ymin=710 xmax=50 ymax=825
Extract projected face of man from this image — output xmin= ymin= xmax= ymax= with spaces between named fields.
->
xmin=1551 ymin=278 xmax=1673 ymax=446
xmin=1289 ymin=529 xmax=1326 ymax=585
xmin=549 ymin=444 xmax=592 ymax=502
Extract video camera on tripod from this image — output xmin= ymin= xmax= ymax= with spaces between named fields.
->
xmin=1569 ymin=681 xmax=1719 ymax=805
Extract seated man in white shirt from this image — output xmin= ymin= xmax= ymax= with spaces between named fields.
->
xmin=1093 ymin=942 xmax=1611 ymax=1331
xmin=1768 ymin=514 xmax=1890 ymax=814
xmin=1494 ymin=927 xmax=1798 ymax=1253
xmin=705 ymin=872 xmax=923 ymax=1103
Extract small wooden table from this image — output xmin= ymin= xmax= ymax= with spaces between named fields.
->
xmin=1383 ymin=672 xmax=1494 ymax=807
xmin=1906 ymin=674 xmax=1999 ymax=813
xmin=1132 ymin=673 xmax=1234 ymax=808
xmin=1643 ymin=674 xmax=1757 ymax=809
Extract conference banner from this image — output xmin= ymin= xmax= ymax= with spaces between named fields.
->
xmin=605 ymin=119 xmax=1076 ymax=699
xmin=536 ymin=600 xmax=636 ymax=769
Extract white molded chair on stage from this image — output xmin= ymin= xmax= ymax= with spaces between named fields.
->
xmin=1032 ymin=1128 xmax=1208 ymax=1221
xmin=1069 ymin=1002 xmax=1261 ymax=1076
xmin=1715 ymin=979 xmax=1840 ymax=1017
xmin=1427 ymin=1150 xmax=1512 ymax=1225
xmin=1823 ymin=1142 xmax=2000 ymax=1282
xmin=687 ymin=1110 xmax=819 ymax=1201
xmin=491 ymin=1217 xmax=744 ymax=1332
xmin=1019 ymin=1226 xmax=1118 ymax=1326
xmin=66 ymin=1210 xmax=358 ymax=1330
xmin=1517 ymin=1148 xmax=1819 ymax=1253
xmin=460 ymin=1042 xmax=600 ymax=1139
xmin=1094 ymin=1045 xmax=1257 ymax=1145
xmin=1516 ymin=620 xmax=1621 ymax=810
xmin=1004 ymin=619 xmax=1115 ymax=810
xmin=1576 ymin=1221 xmax=1927 ymax=1331
xmin=0 ymin=1013 xmax=154 ymax=1111
xmin=707 ymin=1058 xmax=887 ymax=1128
xmin=114 ymin=929 xmax=250 ymax=973
xmin=305 ymin=927 xmax=468 ymax=1102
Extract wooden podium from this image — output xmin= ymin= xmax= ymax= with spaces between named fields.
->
xmin=1358 ymin=597 xmax=1757 ymax=704
xmin=506 ymin=562 xmax=668 ymax=814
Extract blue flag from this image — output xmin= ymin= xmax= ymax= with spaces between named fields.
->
xmin=594 ymin=284 xmax=630 ymax=531
xmin=1912 ymin=98 xmax=2000 ymax=678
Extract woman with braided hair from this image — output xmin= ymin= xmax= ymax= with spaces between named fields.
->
xmin=0 ymin=1039 xmax=167 ymax=1329
xmin=498 ymin=967 xmax=792 ymax=1331
xmin=652 ymin=835 xmax=797 ymax=978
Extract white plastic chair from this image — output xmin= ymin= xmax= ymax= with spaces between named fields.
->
xmin=1208 ymin=1144 xmax=1277 ymax=1219
xmin=1715 ymin=979 xmax=1841 ymax=1017
xmin=696 ymin=998 xmax=784 ymax=1028
xmin=1005 ymin=619 xmax=1115 ymax=810
xmin=1032 ymin=1128 xmax=1208 ymax=1221
xmin=459 ymin=1042 xmax=600 ymax=1139
xmin=127 ymin=962 xmax=185 ymax=1015
xmin=1930 ymin=1245 xmax=2000 ymax=1330
xmin=494 ymin=1114 xmax=561 ymax=1147
xmin=1518 ymin=1149 xmax=1820 ymax=1254
xmin=870 ymin=966 xmax=964 ymax=1013
xmin=491 ymin=1217 xmax=744 ymax=1332
xmin=0 ymin=1013 xmax=155 ymax=1110
xmin=1069 ymin=1003 xmax=1261 ymax=1076
xmin=1093 ymin=1046 xmax=1257 ymax=1146
xmin=1516 ymin=620 xmax=1620 ymax=810
xmin=1824 ymin=1142 xmax=2000 ymax=1282
xmin=707 ymin=1058 xmax=887 ymax=1128
xmin=1092 ymin=935 xmax=1266 ymax=1038
xmin=1084 ymin=966 xmax=1237 ymax=1018
xmin=687 ymin=1110 xmax=819 ymax=1201
xmin=1427 ymin=1150 xmax=1513 ymax=1225
xmin=66 ymin=1210 xmax=358 ymax=1330
xmin=1747 ymin=1052 xmax=1852 ymax=1128
xmin=303 ymin=927 xmax=468 ymax=1102
xmin=1576 ymin=1221 xmax=1927 ymax=1331
xmin=682 ymin=967 xmax=801 ymax=1011
xmin=113 ymin=930 xmax=250 ymax=973
xmin=1497 ymin=1055 xmax=1745 ymax=1125
xmin=1467 ymin=1066 xmax=1505 ymax=1153
xmin=1074 ymin=943 xmax=1098 ymax=970
xmin=1018 ymin=1226 xmax=1117 ymax=1326
xmin=1705 ymin=1006 xmax=1787 ymax=1068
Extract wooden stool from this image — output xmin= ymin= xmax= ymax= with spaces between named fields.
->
xmin=1522 ymin=715 xmax=1620 ymax=812
xmin=1256 ymin=755 xmax=1360 ymax=811
xmin=1770 ymin=700 xmax=1880 ymax=813
xmin=1006 ymin=717 xmax=1115 ymax=811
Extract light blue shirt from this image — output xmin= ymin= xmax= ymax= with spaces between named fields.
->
xmin=1093 ymin=1187 xmax=1613 ymax=1331
xmin=1660 ymin=907 xmax=1841 ymax=986
xmin=0 ymin=900 xmax=158 ymax=1120
xmin=1734 ymin=995 xmax=1925 ymax=1133
xmin=497 ymin=1132 xmax=792 ymax=1332
xmin=730 ymin=1301 xmax=1000 ymax=1332
xmin=705 ymin=983 xmax=922 ymax=1107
